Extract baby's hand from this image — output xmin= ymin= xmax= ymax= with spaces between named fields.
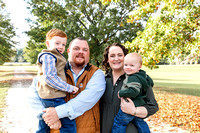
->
xmin=72 ymin=86 xmax=79 ymax=94
xmin=50 ymin=120 xmax=61 ymax=129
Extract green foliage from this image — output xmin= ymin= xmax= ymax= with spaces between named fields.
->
xmin=102 ymin=0 xmax=200 ymax=69
xmin=0 ymin=1 xmax=17 ymax=65
xmin=12 ymin=49 xmax=27 ymax=62
xmin=126 ymin=1 xmax=200 ymax=69
xmin=24 ymin=0 xmax=143 ymax=65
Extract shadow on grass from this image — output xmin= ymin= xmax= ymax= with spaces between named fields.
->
xmin=154 ymin=86 xmax=200 ymax=97
xmin=0 ymin=70 xmax=14 ymax=72
xmin=0 ymin=78 xmax=34 ymax=87
xmin=153 ymin=78 xmax=189 ymax=82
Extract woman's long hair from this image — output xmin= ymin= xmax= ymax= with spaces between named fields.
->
xmin=102 ymin=43 xmax=128 ymax=74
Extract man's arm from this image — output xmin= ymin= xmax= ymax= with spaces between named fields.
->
xmin=41 ymin=54 xmax=75 ymax=92
xmin=56 ymin=69 xmax=106 ymax=119
xmin=27 ymin=76 xmax=45 ymax=114
xmin=43 ymin=69 xmax=106 ymax=125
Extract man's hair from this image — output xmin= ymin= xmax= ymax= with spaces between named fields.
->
xmin=46 ymin=29 xmax=67 ymax=40
xmin=69 ymin=37 xmax=87 ymax=47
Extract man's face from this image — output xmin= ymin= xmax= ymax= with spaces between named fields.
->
xmin=67 ymin=39 xmax=90 ymax=67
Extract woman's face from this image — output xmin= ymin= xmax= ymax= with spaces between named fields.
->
xmin=108 ymin=46 xmax=125 ymax=72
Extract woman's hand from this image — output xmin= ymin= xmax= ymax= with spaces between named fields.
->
xmin=42 ymin=107 xmax=59 ymax=127
xmin=121 ymin=98 xmax=148 ymax=118
xmin=120 ymin=98 xmax=136 ymax=116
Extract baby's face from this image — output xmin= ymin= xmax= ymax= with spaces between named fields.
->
xmin=124 ymin=56 xmax=141 ymax=75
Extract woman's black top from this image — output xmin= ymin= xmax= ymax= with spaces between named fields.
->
xmin=100 ymin=71 xmax=159 ymax=133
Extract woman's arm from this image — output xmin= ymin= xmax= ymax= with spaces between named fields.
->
xmin=120 ymin=98 xmax=148 ymax=118
xmin=120 ymin=86 xmax=159 ymax=118
xmin=143 ymin=86 xmax=159 ymax=118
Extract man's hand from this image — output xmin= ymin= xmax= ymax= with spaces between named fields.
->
xmin=50 ymin=120 xmax=62 ymax=129
xmin=42 ymin=107 xmax=59 ymax=127
xmin=72 ymin=86 xmax=79 ymax=94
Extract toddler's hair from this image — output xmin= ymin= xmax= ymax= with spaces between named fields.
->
xmin=46 ymin=29 xmax=67 ymax=40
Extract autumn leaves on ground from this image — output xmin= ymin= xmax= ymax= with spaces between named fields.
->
xmin=148 ymin=89 xmax=200 ymax=132
xmin=0 ymin=65 xmax=200 ymax=132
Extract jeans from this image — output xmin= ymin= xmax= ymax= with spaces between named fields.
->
xmin=36 ymin=98 xmax=76 ymax=133
xmin=112 ymin=108 xmax=150 ymax=133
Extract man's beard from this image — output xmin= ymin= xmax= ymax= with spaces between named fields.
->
xmin=74 ymin=60 xmax=85 ymax=67
xmin=74 ymin=57 xmax=85 ymax=67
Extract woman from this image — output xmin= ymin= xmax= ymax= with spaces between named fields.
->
xmin=100 ymin=43 xmax=159 ymax=133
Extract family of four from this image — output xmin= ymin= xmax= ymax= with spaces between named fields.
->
xmin=29 ymin=29 xmax=159 ymax=133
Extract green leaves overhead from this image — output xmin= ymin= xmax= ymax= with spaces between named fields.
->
xmin=24 ymin=0 xmax=143 ymax=65
xmin=24 ymin=0 xmax=200 ymax=68
xmin=127 ymin=1 xmax=199 ymax=68
xmin=102 ymin=0 xmax=200 ymax=68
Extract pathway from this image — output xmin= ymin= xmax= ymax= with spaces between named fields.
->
xmin=0 ymin=66 xmax=38 ymax=133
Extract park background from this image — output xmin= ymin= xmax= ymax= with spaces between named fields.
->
xmin=0 ymin=0 xmax=199 ymax=132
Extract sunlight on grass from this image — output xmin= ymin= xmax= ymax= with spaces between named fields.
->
xmin=23 ymin=65 xmax=37 ymax=72
xmin=143 ymin=65 xmax=200 ymax=96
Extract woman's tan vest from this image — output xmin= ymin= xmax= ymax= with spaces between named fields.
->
xmin=37 ymin=49 xmax=67 ymax=99
xmin=50 ymin=63 xmax=100 ymax=133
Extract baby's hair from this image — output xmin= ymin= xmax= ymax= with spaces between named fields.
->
xmin=127 ymin=53 xmax=143 ymax=65
xmin=46 ymin=29 xmax=67 ymax=40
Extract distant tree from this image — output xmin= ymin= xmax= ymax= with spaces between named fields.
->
xmin=102 ymin=0 xmax=200 ymax=68
xmin=24 ymin=0 xmax=144 ymax=65
xmin=0 ymin=0 xmax=16 ymax=65
xmin=13 ymin=48 xmax=26 ymax=62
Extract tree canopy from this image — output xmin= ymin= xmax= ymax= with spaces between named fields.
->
xmin=24 ymin=0 xmax=143 ymax=65
xmin=103 ymin=0 xmax=200 ymax=68
xmin=0 ymin=0 xmax=16 ymax=65
xmin=24 ymin=0 xmax=200 ymax=68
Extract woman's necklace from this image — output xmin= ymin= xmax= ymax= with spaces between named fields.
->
xmin=112 ymin=71 xmax=125 ymax=85
xmin=113 ymin=74 xmax=121 ymax=85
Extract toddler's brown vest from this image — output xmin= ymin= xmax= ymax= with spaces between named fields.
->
xmin=37 ymin=49 xmax=67 ymax=99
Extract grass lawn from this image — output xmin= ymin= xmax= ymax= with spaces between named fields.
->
xmin=143 ymin=64 xmax=200 ymax=97
xmin=0 ymin=64 xmax=199 ymax=132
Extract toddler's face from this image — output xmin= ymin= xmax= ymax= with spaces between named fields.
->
xmin=46 ymin=36 xmax=67 ymax=54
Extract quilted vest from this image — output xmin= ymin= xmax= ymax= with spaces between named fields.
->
xmin=37 ymin=49 xmax=67 ymax=99
xmin=50 ymin=63 xmax=100 ymax=133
